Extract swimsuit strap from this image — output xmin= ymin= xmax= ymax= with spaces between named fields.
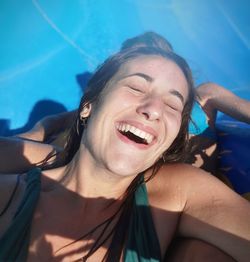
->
xmin=0 ymin=174 xmax=21 ymax=217
xmin=0 ymin=168 xmax=41 ymax=261
xmin=124 ymin=180 xmax=162 ymax=261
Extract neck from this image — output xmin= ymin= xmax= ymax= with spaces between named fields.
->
xmin=59 ymin=148 xmax=138 ymax=201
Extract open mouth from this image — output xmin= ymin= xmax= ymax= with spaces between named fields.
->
xmin=116 ymin=123 xmax=154 ymax=145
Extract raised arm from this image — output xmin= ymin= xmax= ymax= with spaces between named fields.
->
xmin=197 ymin=82 xmax=250 ymax=126
xmin=178 ymin=165 xmax=250 ymax=261
xmin=0 ymin=110 xmax=77 ymax=173
xmin=0 ymin=136 xmax=59 ymax=174
xmin=17 ymin=110 xmax=77 ymax=143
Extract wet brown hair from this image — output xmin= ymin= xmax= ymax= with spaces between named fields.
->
xmin=56 ymin=46 xmax=195 ymax=171
xmin=41 ymin=45 xmax=195 ymax=261
xmin=121 ymin=31 xmax=173 ymax=52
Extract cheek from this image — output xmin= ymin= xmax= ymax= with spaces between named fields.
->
xmin=165 ymin=111 xmax=182 ymax=134
xmin=100 ymin=91 xmax=136 ymax=113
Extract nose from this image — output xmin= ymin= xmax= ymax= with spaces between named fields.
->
xmin=136 ymin=97 xmax=163 ymax=121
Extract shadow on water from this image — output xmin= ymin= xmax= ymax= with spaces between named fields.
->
xmin=0 ymin=99 xmax=68 ymax=137
xmin=0 ymin=71 xmax=93 ymax=137
xmin=76 ymin=71 xmax=93 ymax=93
xmin=0 ymin=71 xmax=92 ymax=173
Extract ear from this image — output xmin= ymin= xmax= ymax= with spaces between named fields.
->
xmin=80 ymin=103 xmax=92 ymax=119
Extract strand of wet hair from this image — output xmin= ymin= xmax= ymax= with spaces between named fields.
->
xmin=45 ymin=155 xmax=161 ymax=260
xmin=85 ymin=173 xmax=144 ymax=261
xmin=55 ymin=173 xmax=143 ymax=261
xmin=103 ymin=191 xmax=134 ymax=261
xmin=54 ymin=197 xmax=126 ymax=256
xmin=80 ymin=203 xmax=125 ymax=261
xmin=81 ymin=221 xmax=117 ymax=261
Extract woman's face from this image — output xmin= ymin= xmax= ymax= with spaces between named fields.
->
xmin=82 ymin=55 xmax=189 ymax=177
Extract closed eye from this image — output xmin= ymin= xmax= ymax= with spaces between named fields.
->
xmin=127 ymin=85 xmax=146 ymax=94
xmin=168 ymin=105 xmax=179 ymax=111
xmin=165 ymin=102 xmax=183 ymax=112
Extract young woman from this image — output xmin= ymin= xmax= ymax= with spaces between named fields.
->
xmin=0 ymin=46 xmax=249 ymax=261
xmin=1 ymin=32 xmax=250 ymax=178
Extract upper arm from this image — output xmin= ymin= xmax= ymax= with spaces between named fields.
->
xmin=178 ymin=166 xmax=250 ymax=261
xmin=17 ymin=110 xmax=77 ymax=142
xmin=197 ymin=83 xmax=250 ymax=124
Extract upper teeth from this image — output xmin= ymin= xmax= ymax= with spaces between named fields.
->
xmin=117 ymin=123 xmax=154 ymax=144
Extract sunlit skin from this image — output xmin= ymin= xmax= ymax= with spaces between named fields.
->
xmin=80 ymin=55 xmax=188 ymax=179
xmin=28 ymin=56 xmax=190 ymax=259
xmin=1 ymin=30 xmax=250 ymax=260
xmin=0 ymin=55 xmax=190 ymax=260
xmin=0 ymin=55 xmax=250 ymax=262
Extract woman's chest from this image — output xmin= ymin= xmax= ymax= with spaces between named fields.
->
xmin=28 ymin=234 xmax=109 ymax=262
xmin=27 ymin=198 xmax=118 ymax=261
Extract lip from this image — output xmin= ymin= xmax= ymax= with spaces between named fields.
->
xmin=116 ymin=120 xmax=158 ymax=137
xmin=115 ymin=120 xmax=158 ymax=149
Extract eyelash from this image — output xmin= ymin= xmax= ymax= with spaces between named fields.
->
xmin=165 ymin=102 xmax=181 ymax=112
xmin=127 ymin=85 xmax=145 ymax=93
xmin=126 ymin=84 xmax=182 ymax=112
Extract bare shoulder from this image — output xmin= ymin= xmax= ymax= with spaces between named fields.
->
xmin=146 ymin=162 xmax=243 ymax=210
xmin=145 ymin=163 xmax=199 ymax=210
xmin=145 ymin=164 xmax=212 ymax=250
xmin=149 ymin=162 xmax=233 ymax=189
xmin=0 ymin=173 xmax=27 ymax=236
xmin=146 ymin=163 xmax=210 ymax=193
xmin=158 ymin=165 xmax=250 ymax=261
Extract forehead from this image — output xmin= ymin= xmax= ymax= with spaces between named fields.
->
xmin=114 ymin=55 xmax=189 ymax=100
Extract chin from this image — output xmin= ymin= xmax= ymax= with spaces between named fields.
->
xmin=106 ymin=160 xmax=145 ymax=178
xmin=105 ymin=151 xmax=155 ymax=177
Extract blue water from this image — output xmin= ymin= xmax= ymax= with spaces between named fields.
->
xmin=0 ymin=0 xmax=249 ymax=134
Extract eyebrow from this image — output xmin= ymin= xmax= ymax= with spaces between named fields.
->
xmin=124 ymin=72 xmax=154 ymax=82
xmin=170 ymin=89 xmax=185 ymax=105
xmin=123 ymin=72 xmax=185 ymax=104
